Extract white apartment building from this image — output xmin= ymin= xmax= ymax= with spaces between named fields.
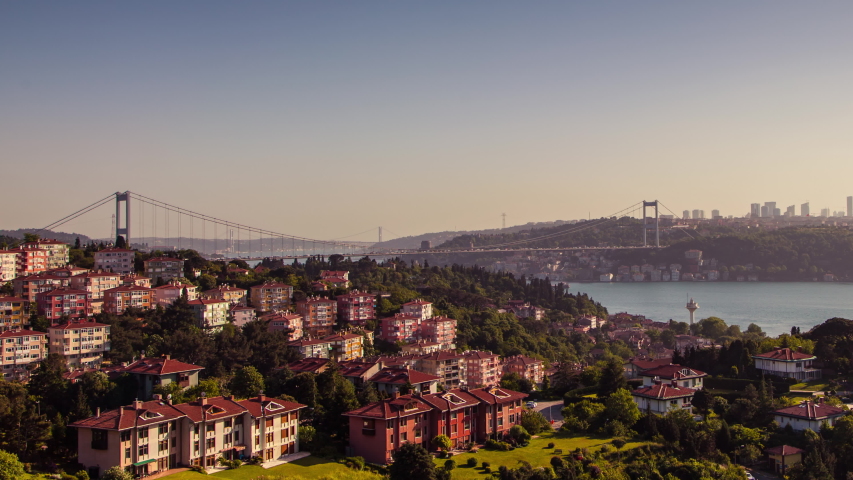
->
xmin=188 ymin=299 xmax=229 ymax=332
xmin=48 ymin=321 xmax=111 ymax=368
xmin=94 ymin=248 xmax=136 ymax=275
xmin=0 ymin=251 xmax=17 ymax=282
xmin=0 ymin=329 xmax=47 ymax=381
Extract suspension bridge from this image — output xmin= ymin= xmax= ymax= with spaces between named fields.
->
xmin=35 ymin=192 xmax=690 ymax=260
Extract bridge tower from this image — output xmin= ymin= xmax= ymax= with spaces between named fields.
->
xmin=642 ymin=200 xmax=659 ymax=247
xmin=115 ymin=191 xmax=131 ymax=245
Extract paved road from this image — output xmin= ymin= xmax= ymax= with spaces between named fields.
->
xmin=533 ymin=400 xmax=564 ymax=429
xmin=746 ymin=468 xmax=777 ymax=480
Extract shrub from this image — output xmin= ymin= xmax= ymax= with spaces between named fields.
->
xmin=485 ymin=439 xmax=512 ymax=451
xmin=444 ymin=459 xmax=456 ymax=471
xmin=467 ymin=458 xmax=478 ymax=467
xmin=344 ymin=456 xmax=365 ymax=470
xmin=484 ymin=467 xmax=491 ymax=473
xmin=482 ymin=461 xmax=490 ymax=469
xmin=599 ymin=445 xmax=610 ymax=454
xmin=547 ymin=442 xmax=555 ymax=449
xmin=75 ymin=471 xmax=90 ymax=480
xmin=466 ymin=442 xmax=475 ymax=451
xmin=59 ymin=474 xmax=77 ymax=480
xmin=189 ymin=465 xmax=207 ymax=475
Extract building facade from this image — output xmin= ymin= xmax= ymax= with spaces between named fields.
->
xmin=187 ymin=299 xmax=229 ymax=332
xmin=249 ymin=282 xmax=293 ymax=312
xmin=152 ymin=281 xmax=199 ymax=307
xmin=93 ymin=248 xmax=135 ymax=275
xmin=295 ymin=296 xmax=337 ymax=337
xmin=773 ymin=401 xmax=844 ymax=432
xmin=103 ymin=285 xmax=153 ymax=315
xmin=36 ymin=288 xmax=93 ymax=321
xmin=463 ymin=350 xmax=500 ymax=387
xmin=336 ymin=291 xmax=376 ymax=326
xmin=0 ymin=251 xmax=17 ymax=282
xmin=202 ymin=285 xmax=247 ymax=305
xmin=401 ymin=300 xmax=433 ymax=321
xmin=0 ymin=296 xmax=29 ymax=332
xmin=48 ymin=321 xmax=111 ymax=368
xmin=753 ymin=347 xmax=821 ymax=381
xmin=502 ymin=355 xmax=544 ymax=385
xmin=143 ymin=258 xmax=185 ymax=283
xmin=420 ymin=316 xmax=457 ymax=350
xmin=21 ymin=239 xmax=69 ymax=270
xmin=631 ymin=382 xmax=696 ymax=415
xmin=0 ymin=329 xmax=46 ymax=381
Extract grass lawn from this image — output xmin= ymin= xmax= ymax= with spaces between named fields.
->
xmin=160 ymin=456 xmax=361 ymax=480
xmin=790 ymin=380 xmax=828 ymax=391
xmin=433 ymin=430 xmax=646 ymax=479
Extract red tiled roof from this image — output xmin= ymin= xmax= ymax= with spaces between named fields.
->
xmin=104 ymin=285 xmax=152 ymax=294
xmin=419 ymin=351 xmax=464 ymax=361
xmin=339 ymin=360 xmax=378 ymax=378
xmin=97 ymin=248 xmax=134 ymax=253
xmin=0 ymin=296 xmax=28 ymax=303
xmin=153 ymin=283 xmax=195 ymax=290
xmin=50 ymin=321 xmax=108 ymax=330
xmin=288 ymin=357 xmax=331 ymax=373
xmin=323 ymin=277 xmax=349 ymax=283
xmin=765 ymin=445 xmax=805 ymax=456
xmin=298 ymin=297 xmax=336 ymax=305
xmin=754 ymin=348 xmax=816 ymax=361
xmin=370 ymin=367 xmax=440 ymax=385
xmin=119 ymin=356 xmax=203 ymax=375
xmin=629 ymin=358 xmax=673 ymax=370
xmin=38 ymin=288 xmax=90 ymax=296
xmin=343 ymin=394 xmax=432 ymax=419
xmin=203 ymin=286 xmax=246 ymax=294
xmin=632 ymin=384 xmax=695 ymax=399
xmin=0 ymin=329 xmax=46 ymax=338
xmin=639 ymin=364 xmax=706 ymax=379
xmin=403 ymin=299 xmax=432 ymax=306
xmin=235 ymin=396 xmax=305 ymax=418
xmin=337 ymin=291 xmax=374 ymax=300
xmin=251 ymin=282 xmax=292 ymax=289
xmin=467 ymin=386 xmax=527 ymax=405
xmin=145 ymin=257 xmax=183 ymax=263
xmin=289 ymin=338 xmax=331 ymax=347
xmin=73 ymin=272 xmax=120 ymax=278
xmin=463 ymin=351 xmax=499 ymax=360
xmin=188 ymin=299 xmax=228 ymax=305
xmin=69 ymin=400 xmax=186 ymax=430
xmin=326 ymin=333 xmax=362 ymax=341
xmin=172 ymin=396 xmax=247 ymax=422
xmin=420 ymin=389 xmax=480 ymax=411
xmin=774 ymin=401 xmax=844 ymax=420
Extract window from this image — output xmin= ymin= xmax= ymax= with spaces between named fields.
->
xmin=415 ymin=428 xmax=421 ymax=438
xmin=125 ymin=447 xmax=131 ymax=459
xmin=138 ymin=429 xmax=149 ymax=439
xmin=206 ymin=438 xmax=215 ymax=450
xmin=255 ymin=435 xmax=261 ymax=446
xmin=389 ymin=434 xmax=394 ymax=444
xmin=386 ymin=422 xmax=393 ymax=429
xmin=193 ymin=440 xmax=200 ymax=454
xmin=224 ymin=419 xmax=232 ymax=428
xmin=266 ymin=418 xmax=274 ymax=428
xmin=399 ymin=418 xmax=406 ymax=427
xmin=159 ymin=424 xmax=168 ymax=435
xmin=266 ymin=432 xmax=274 ymax=443
xmin=193 ymin=425 xmax=200 ymax=435
xmin=159 ymin=440 xmax=168 ymax=453
xmin=235 ymin=430 xmax=240 ymax=442
xmin=138 ymin=444 xmax=149 ymax=456
xmin=91 ymin=429 xmax=108 ymax=450
xmin=120 ymin=431 xmax=131 ymax=442
xmin=235 ymin=416 xmax=243 ymax=425
xmin=206 ymin=424 xmax=215 ymax=433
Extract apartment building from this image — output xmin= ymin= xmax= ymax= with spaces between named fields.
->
xmin=36 ymin=287 xmax=93 ymax=321
xmin=262 ymin=311 xmax=303 ymax=340
xmin=0 ymin=329 xmax=46 ymax=381
xmin=420 ymin=316 xmax=457 ymax=350
xmin=94 ymin=248 xmax=135 ymax=275
xmin=249 ymin=282 xmax=293 ymax=312
xmin=69 ymin=272 xmax=122 ymax=300
xmin=152 ymin=280 xmax=199 ymax=307
xmin=143 ymin=257 xmax=185 ymax=283
xmin=0 ymin=296 xmax=29 ymax=332
xmin=369 ymin=368 xmax=441 ymax=395
xmin=202 ymin=285 xmax=247 ymax=305
xmin=121 ymin=274 xmax=152 ymax=288
xmin=288 ymin=337 xmax=333 ymax=359
xmin=116 ymin=355 xmax=203 ymax=401
xmin=502 ymin=355 xmax=544 ymax=385
xmin=103 ymin=285 xmax=153 ymax=315
xmin=345 ymin=386 xmax=527 ymax=465
xmin=326 ymin=332 xmax=364 ymax=361
xmin=187 ymin=299 xmax=229 ymax=332
xmin=13 ymin=273 xmax=70 ymax=302
xmin=319 ymin=270 xmax=349 ymax=281
xmin=295 ymin=296 xmax=337 ymax=337
xmin=21 ymin=239 xmax=69 ymax=269
xmin=0 ymin=250 xmax=17 ymax=282
xmin=753 ymin=347 xmax=821 ymax=381
xmin=71 ymin=394 xmax=306 ymax=478
xmin=229 ymin=305 xmax=257 ymax=328
xmin=48 ymin=320 xmax=111 ymax=368
xmin=378 ymin=314 xmax=420 ymax=344
xmin=639 ymin=364 xmax=706 ymax=390
xmin=419 ymin=351 xmax=465 ymax=389
xmin=47 ymin=265 xmax=90 ymax=278
xmin=11 ymin=248 xmax=48 ymax=276
xmin=401 ymin=299 xmax=433 ymax=321
xmin=463 ymin=350 xmax=500 ymax=387
xmin=336 ymin=291 xmax=376 ymax=326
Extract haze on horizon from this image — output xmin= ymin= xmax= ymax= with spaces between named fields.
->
xmin=2 ymin=2 xmax=852 ymax=242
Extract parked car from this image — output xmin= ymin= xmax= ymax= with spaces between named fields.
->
xmin=526 ymin=401 xmax=538 ymax=408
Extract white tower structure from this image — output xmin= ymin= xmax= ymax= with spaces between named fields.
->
xmin=686 ymin=298 xmax=699 ymax=326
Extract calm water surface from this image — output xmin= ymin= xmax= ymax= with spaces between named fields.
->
xmin=567 ymin=282 xmax=853 ymax=336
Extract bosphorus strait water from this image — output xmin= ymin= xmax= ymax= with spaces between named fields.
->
xmin=567 ymin=282 xmax=853 ymax=337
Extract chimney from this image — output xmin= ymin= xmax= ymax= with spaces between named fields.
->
xmin=258 ymin=392 xmax=266 ymax=402
xmin=199 ymin=396 xmax=208 ymax=406
xmin=96 ymin=407 xmax=101 ymax=418
xmin=165 ymin=354 xmax=171 ymax=360
xmin=654 ymin=376 xmax=662 ymax=385
xmin=133 ymin=399 xmax=143 ymax=410
xmin=393 ymin=391 xmax=401 ymax=399
xmin=670 ymin=379 xmax=678 ymax=388
xmin=152 ymin=394 xmax=162 ymax=401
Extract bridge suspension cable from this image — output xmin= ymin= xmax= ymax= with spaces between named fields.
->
xmin=35 ymin=193 xmax=116 ymax=235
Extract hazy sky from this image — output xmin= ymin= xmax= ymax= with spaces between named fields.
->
xmin=2 ymin=2 xmax=852 ymax=241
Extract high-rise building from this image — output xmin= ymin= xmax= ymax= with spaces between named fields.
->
xmin=682 ymin=210 xmax=690 ymax=220
xmin=801 ymin=202 xmax=810 ymax=217
xmin=711 ymin=209 xmax=720 ymax=219
xmin=773 ymin=208 xmax=781 ymax=217
xmin=847 ymin=196 xmax=852 ymax=217
xmin=761 ymin=206 xmax=769 ymax=217
xmin=699 ymin=210 xmax=706 ymax=219
xmin=786 ymin=205 xmax=795 ymax=217
xmin=764 ymin=202 xmax=776 ymax=217
xmin=750 ymin=203 xmax=761 ymax=218
xmin=821 ymin=208 xmax=830 ymax=217
xmin=692 ymin=209 xmax=700 ymax=219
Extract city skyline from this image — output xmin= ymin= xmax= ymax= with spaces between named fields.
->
xmin=2 ymin=2 xmax=853 ymax=241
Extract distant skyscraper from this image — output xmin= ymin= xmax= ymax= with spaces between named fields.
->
xmin=692 ymin=209 xmax=700 ymax=219
xmin=764 ymin=202 xmax=776 ymax=217
xmin=786 ymin=205 xmax=795 ymax=217
xmin=682 ymin=210 xmax=689 ymax=220
xmin=699 ymin=210 xmax=706 ymax=219
xmin=760 ymin=206 xmax=769 ymax=217
xmin=847 ymin=196 xmax=852 ymax=217
xmin=821 ymin=208 xmax=830 ymax=217
xmin=801 ymin=202 xmax=810 ymax=216
xmin=750 ymin=203 xmax=760 ymax=218
xmin=711 ymin=209 xmax=720 ymax=218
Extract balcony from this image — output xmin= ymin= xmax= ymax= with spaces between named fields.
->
xmin=361 ymin=428 xmax=376 ymax=436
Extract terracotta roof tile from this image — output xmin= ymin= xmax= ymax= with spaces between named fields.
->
xmin=632 ymin=384 xmax=695 ymax=399
xmin=774 ymin=401 xmax=844 ymax=420
xmin=754 ymin=348 xmax=816 ymax=361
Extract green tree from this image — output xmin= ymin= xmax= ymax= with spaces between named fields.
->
xmin=509 ymin=425 xmax=532 ymax=445
xmin=228 ymin=366 xmax=265 ymax=399
xmin=0 ymin=449 xmax=25 ymax=480
xmin=431 ymin=434 xmax=452 ymax=453
xmin=100 ymin=466 xmax=134 ymax=480
xmin=598 ymin=357 xmax=628 ymax=397
xmin=22 ymin=233 xmax=40 ymax=243
xmin=389 ymin=442 xmax=436 ymax=480
xmin=604 ymin=388 xmax=641 ymax=426
xmin=696 ymin=317 xmax=728 ymax=341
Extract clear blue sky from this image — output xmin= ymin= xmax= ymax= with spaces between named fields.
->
xmin=2 ymin=2 xmax=852 ymax=241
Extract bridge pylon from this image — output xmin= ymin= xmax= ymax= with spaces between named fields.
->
xmin=115 ymin=191 xmax=131 ymax=245
xmin=642 ymin=200 xmax=659 ymax=247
